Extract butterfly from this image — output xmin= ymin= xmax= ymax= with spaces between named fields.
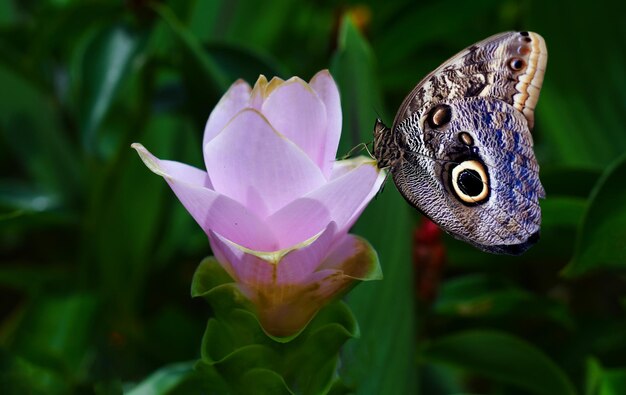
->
xmin=373 ymin=31 xmax=547 ymax=255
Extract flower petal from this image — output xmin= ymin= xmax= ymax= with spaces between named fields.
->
xmin=317 ymin=233 xmax=382 ymax=280
xmin=204 ymin=109 xmax=326 ymax=216
xmin=267 ymin=158 xmax=382 ymax=243
xmin=261 ymin=78 xmax=328 ymax=169
xmin=208 ymin=222 xmax=336 ymax=287
xmin=275 ymin=221 xmax=337 ymax=283
xmin=249 ymin=75 xmax=269 ymax=109
xmin=249 ymin=233 xmax=381 ymax=337
xmin=264 ymin=198 xmax=331 ymax=249
xmin=203 ymin=80 xmax=251 ymax=151
xmin=310 ymin=70 xmax=342 ymax=178
xmin=209 ymin=230 xmax=262 ymax=285
xmin=334 ymin=157 xmax=388 ymax=231
xmin=132 ymin=143 xmax=277 ymax=251
xmin=329 ymin=156 xmax=366 ymax=180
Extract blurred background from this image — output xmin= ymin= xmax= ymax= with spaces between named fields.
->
xmin=1 ymin=0 xmax=626 ymax=394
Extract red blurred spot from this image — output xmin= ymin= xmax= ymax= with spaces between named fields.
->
xmin=413 ymin=218 xmax=446 ymax=303
xmin=109 ymin=331 xmax=126 ymax=347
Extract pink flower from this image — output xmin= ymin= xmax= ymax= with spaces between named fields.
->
xmin=132 ymin=70 xmax=384 ymax=336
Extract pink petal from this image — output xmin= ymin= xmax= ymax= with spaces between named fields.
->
xmin=161 ymin=159 xmax=214 ymax=189
xmin=274 ymin=222 xmax=337 ymax=283
xmin=249 ymin=75 xmax=268 ymax=110
xmin=204 ymin=238 xmax=239 ymax=284
xmin=203 ymin=109 xmax=326 ymax=216
xmin=267 ymin=159 xmax=382 ymax=244
xmin=132 ymin=143 xmax=277 ymax=251
xmin=245 ymin=233 xmax=380 ymax=337
xmin=202 ymin=80 xmax=251 ymax=152
xmin=337 ymin=158 xmax=387 ymax=231
xmin=317 ymin=233 xmax=381 ymax=279
xmin=329 ymin=157 xmax=364 ymax=180
xmin=249 ymin=75 xmax=284 ymax=110
xmin=310 ymin=70 xmax=342 ymax=178
xmin=264 ymin=198 xmax=331 ymax=249
xmin=261 ymin=78 xmax=328 ymax=169
xmin=209 ymin=230 xmax=268 ymax=288
xmin=208 ymin=222 xmax=336 ymax=288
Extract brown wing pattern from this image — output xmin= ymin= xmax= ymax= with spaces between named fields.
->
xmin=393 ymin=31 xmax=547 ymax=134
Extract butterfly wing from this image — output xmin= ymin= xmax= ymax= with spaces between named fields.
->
xmin=394 ymin=97 xmax=543 ymax=254
xmin=393 ymin=31 xmax=547 ymax=131
xmin=380 ymin=31 xmax=547 ymax=255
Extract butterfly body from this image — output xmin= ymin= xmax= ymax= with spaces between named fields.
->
xmin=374 ymin=32 xmax=547 ymax=255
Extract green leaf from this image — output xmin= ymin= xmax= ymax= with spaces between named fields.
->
xmin=326 ymin=378 xmax=353 ymax=395
xmin=199 ymin=340 xmax=292 ymax=394
xmin=0 ymin=264 xmax=69 ymax=295
xmin=191 ymin=257 xmax=237 ymax=300
xmin=79 ymin=23 xmax=146 ymax=152
xmin=205 ymin=42 xmax=289 ymax=83
xmin=540 ymin=167 xmax=601 ymax=199
xmin=93 ymin=379 xmax=123 ymax=395
xmin=126 ymin=361 xmax=198 ymax=395
xmin=0 ymin=348 xmax=69 ymax=395
xmin=540 ymin=196 xmax=587 ymax=229
xmin=0 ymin=181 xmax=62 ymax=213
xmin=283 ymin=305 xmax=357 ymax=395
xmin=585 ymin=358 xmax=626 ymax=395
xmin=0 ymin=1 xmax=17 ymax=26
xmin=240 ymin=369 xmax=294 ymax=395
xmin=202 ymin=0 xmax=297 ymax=49
xmin=201 ymin=315 xmax=356 ymax=395
xmin=331 ymin=15 xmax=417 ymax=395
xmin=417 ymin=364 xmax=465 ymax=395
xmin=564 ymin=153 xmax=626 ymax=276
xmin=422 ymin=330 xmax=576 ymax=395
xmin=434 ymin=274 xmax=574 ymax=328
xmin=7 ymin=293 xmax=98 ymax=387
xmin=151 ymin=2 xmax=229 ymax=92
xmin=536 ymin=86 xmax=612 ymax=168
xmin=527 ymin=196 xmax=586 ymax=262
xmin=91 ymin=114 xmax=200 ymax=313
xmin=373 ymin=0 xmax=507 ymax=86
xmin=193 ymin=360 xmax=230 ymax=394
xmin=529 ymin=0 xmax=626 ymax=168
xmin=0 ymin=65 xmax=81 ymax=198
xmin=435 ymin=275 xmax=525 ymax=317
xmin=586 ymin=359 xmax=604 ymax=395
xmin=27 ymin=2 xmax=120 ymax=71
xmin=144 ymin=306 xmax=205 ymax=363
xmin=599 ymin=368 xmax=626 ymax=395
xmin=331 ymin=15 xmax=385 ymax=156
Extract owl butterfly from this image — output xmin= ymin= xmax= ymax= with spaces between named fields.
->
xmin=374 ymin=31 xmax=547 ymax=255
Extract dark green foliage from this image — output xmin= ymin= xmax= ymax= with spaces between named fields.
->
xmin=422 ymin=330 xmax=576 ymax=395
xmin=1 ymin=1 xmax=626 ymax=394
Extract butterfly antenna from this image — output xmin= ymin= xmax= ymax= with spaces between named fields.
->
xmin=363 ymin=140 xmax=375 ymax=159
xmin=340 ymin=142 xmax=369 ymax=160
xmin=372 ymin=105 xmax=384 ymax=121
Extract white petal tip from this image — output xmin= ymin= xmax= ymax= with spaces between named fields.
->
xmin=131 ymin=143 xmax=167 ymax=178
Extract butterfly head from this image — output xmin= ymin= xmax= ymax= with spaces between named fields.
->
xmin=373 ymin=118 xmax=401 ymax=170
